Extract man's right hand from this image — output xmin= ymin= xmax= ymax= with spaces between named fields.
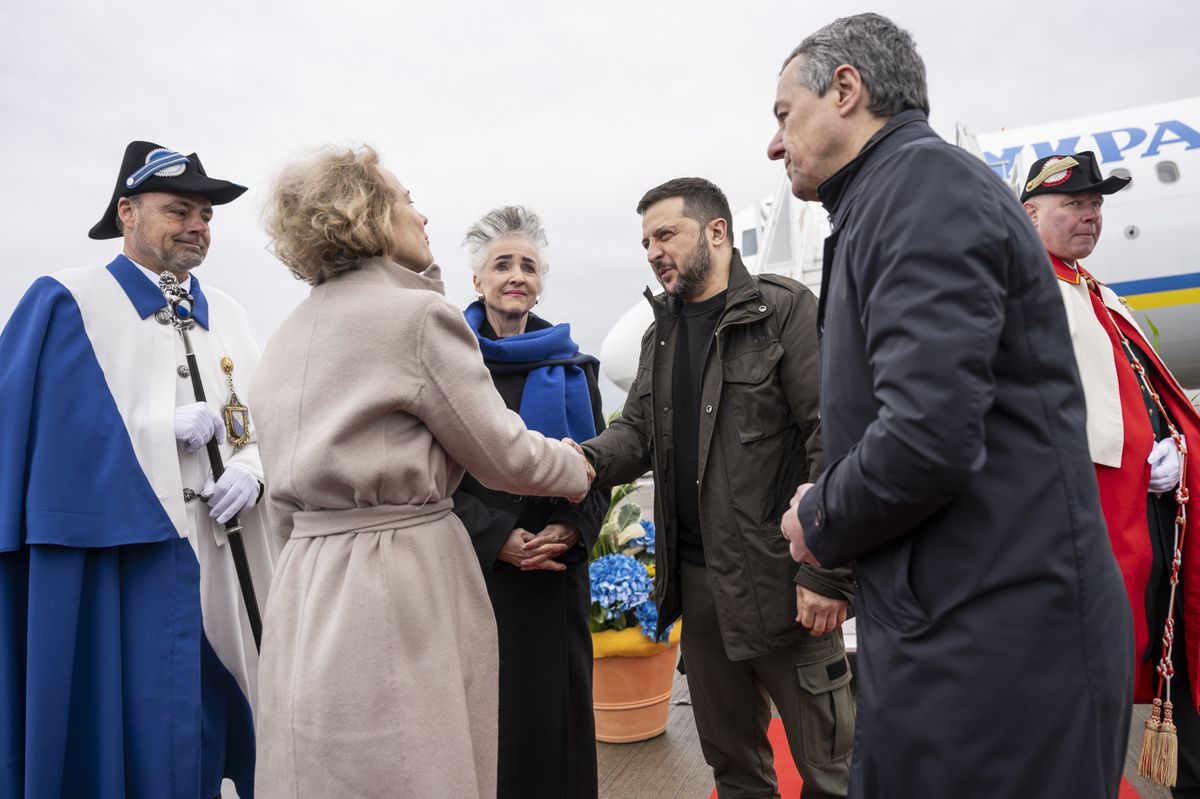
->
xmin=781 ymin=483 xmax=818 ymax=565
xmin=175 ymin=402 xmax=223 ymax=453
xmin=562 ymin=437 xmax=595 ymax=502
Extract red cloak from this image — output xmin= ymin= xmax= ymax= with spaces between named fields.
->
xmin=1061 ymin=257 xmax=1200 ymax=708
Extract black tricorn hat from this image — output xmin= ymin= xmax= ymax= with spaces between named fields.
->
xmin=88 ymin=140 xmax=248 ymax=240
xmin=1020 ymin=150 xmax=1130 ymax=203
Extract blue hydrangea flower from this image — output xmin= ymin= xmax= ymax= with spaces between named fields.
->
xmin=634 ymin=599 xmax=673 ymax=642
xmin=590 ymin=554 xmax=652 ymax=621
xmin=638 ymin=519 xmax=656 ymax=555
xmin=625 ymin=519 xmax=657 ymax=555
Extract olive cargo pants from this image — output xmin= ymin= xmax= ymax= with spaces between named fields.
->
xmin=680 ymin=561 xmax=854 ymax=799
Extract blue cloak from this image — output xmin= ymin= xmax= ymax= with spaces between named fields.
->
xmin=0 ymin=259 xmax=259 ymax=798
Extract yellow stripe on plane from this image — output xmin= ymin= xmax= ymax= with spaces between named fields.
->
xmin=1124 ymin=287 xmax=1200 ymax=310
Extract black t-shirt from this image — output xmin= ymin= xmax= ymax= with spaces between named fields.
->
xmin=672 ymin=291 xmax=727 ymax=566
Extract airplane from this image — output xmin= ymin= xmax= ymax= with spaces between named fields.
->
xmin=600 ymin=97 xmax=1200 ymax=395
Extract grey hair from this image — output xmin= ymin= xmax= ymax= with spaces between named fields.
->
xmin=782 ymin=13 xmax=929 ymax=117
xmin=462 ymin=205 xmax=550 ymax=278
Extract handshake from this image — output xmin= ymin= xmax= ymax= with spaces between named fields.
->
xmin=561 ymin=437 xmax=596 ymax=504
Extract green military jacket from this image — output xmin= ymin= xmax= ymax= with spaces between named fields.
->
xmin=585 ymin=251 xmax=855 ymax=661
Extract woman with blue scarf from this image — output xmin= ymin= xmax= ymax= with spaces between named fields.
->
xmin=453 ymin=206 xmax=608 ymax=799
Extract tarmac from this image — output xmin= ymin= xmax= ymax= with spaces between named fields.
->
xmin=597 ymin=671 xmax=1171 ymax=799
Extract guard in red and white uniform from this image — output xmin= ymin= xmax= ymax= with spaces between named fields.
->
xmin=1024 ymin=150 xmax=1200 ymax=794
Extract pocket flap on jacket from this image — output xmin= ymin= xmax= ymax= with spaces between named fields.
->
xmin=795 ymin=651 xmax=853 ymax=695
xmin=722 ymin=342 xmax=783 ymax=385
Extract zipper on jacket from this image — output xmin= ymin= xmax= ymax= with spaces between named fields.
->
xmin=696 ymin=309 xmax=727 ymax=403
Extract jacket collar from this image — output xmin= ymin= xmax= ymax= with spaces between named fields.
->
xmin=105 ymin=253 xmax=210 ymax=329
xmin=1049 ymin=254 xmax=1082 ymax=285
xmin=642 ymin=248 xmax=758 ymax=317
xmin=817 ymin=109 xmax=931 ymax=218
xmin=331 ymin=256 xmax=446 ymax=295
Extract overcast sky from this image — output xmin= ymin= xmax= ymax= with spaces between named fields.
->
xmin=2 ymin=0 xmax=1197 ymax=409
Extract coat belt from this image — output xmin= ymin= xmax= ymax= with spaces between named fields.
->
xmin=291 ymin=500 xmax=454 ymax=538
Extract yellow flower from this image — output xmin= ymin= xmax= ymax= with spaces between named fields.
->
xmin=591 ymin=623 xmax=682 ymax=658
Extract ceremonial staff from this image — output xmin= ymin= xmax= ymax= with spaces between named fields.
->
xmin=158 ymin=271 xmax=263 ymax=650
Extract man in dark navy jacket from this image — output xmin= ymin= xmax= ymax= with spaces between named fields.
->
xmin=769 ymin=13 xmax=1133 ymax=799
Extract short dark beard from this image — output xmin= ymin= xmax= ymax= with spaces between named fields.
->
xmin=157 ymin=246 xmax=204 ymax=273
xmin=162 ymin=246 xmax=205 ymax=272
xmin=130 ymin=226 xmax=205 ymax=273
xmin=668 ymin=236 xmax=713 ymax=301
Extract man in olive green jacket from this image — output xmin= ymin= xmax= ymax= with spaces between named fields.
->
xmin=582 ymin=178 xmax=855 ymax=798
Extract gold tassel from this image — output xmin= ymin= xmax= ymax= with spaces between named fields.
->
xmin=1153 ymin=700 xmax=1179 ymax=788
xmin=1138 ymin=698 xmax=1163 ymax=779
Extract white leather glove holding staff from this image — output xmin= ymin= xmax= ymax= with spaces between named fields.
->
xmin=174 ymin=402 xmax=223 ymax=453
xmin=201 ymin=464 xmax=260 ymax=524
xmin=1148 ymin=436 xmax=1183 ymax=494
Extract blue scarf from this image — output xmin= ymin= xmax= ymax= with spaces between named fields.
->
xmin=464 ymin=301 xmax=598 ymax=442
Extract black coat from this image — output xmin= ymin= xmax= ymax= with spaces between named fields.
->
xmin=452 ymin=314 xmax=608 ymax=799
xmin=795 ymin=111 xmax=1134 ymax=798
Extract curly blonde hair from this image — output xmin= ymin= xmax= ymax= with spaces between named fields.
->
xmin=264 ymin=145 xmax=396 ymax=285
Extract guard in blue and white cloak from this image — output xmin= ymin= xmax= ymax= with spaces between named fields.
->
xmin=0 ymin=141 xmax=278 ymax=799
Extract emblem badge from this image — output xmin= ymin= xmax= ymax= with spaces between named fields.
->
xmin=146 ymin=147 xmax=188 ymax=178
xmin=1025 ymin=155 xmax=1080 ymax=194
xmin=126 ymin=149 xmax=191 ymax=189
xmin=1041 ymin=156 xmax=1073 ymax=187
xmin=220 ymin=357 xmax=251 ymax=449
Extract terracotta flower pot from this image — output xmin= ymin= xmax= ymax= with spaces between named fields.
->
xmin=592 ymin=634 xmax=680 ymax=743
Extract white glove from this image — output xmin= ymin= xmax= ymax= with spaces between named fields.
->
xmin=1148 ymin=437 xmax=1182 ymax=495
xmin=175 ymin=402 xmax=223 ymax=453
xmin=201 ymin=464 xmax=261 ymax=524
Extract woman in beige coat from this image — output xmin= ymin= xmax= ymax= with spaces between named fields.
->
xmin=249 ymin=145 xmax=591 ymax=798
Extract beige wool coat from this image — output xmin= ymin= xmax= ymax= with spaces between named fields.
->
xmin=248 ymin=257 xmax=589 ymax=799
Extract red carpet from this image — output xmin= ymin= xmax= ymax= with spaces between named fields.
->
xmin=708 ymin=718 xmax=1146 ymax=798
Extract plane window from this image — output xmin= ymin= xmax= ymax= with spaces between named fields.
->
xmin=1156 ymin=161 xmax=1180 ymax=184
xmin=1111 ymin=168 xmax=1133 ymax=190
xmin=742 ymin=228 xmax=758 ymax=257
